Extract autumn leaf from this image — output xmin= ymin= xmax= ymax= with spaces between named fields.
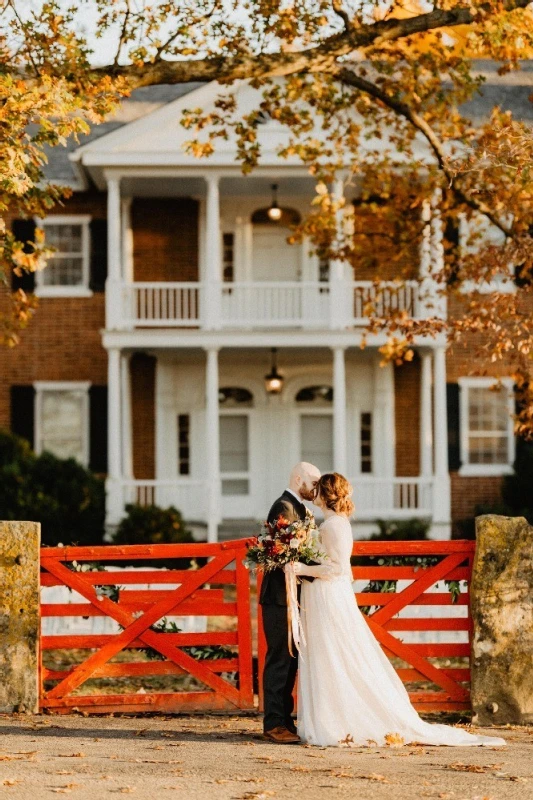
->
xmin=384 ymin=732 xmax=405 ymax=747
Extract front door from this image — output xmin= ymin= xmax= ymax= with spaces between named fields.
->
xmin=300 ymin=412 xmax=334 ymax=473
xmin=252 ymin=225 xmax=301 ymax=281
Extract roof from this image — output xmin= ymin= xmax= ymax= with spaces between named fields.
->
xmin=41 ymin=62 xmax=533 ymax=186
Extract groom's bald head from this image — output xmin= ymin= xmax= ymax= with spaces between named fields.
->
xmin=289 ymin=461 xmax=321 ymax=501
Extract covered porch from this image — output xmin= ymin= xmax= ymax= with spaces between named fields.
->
xmin=104 ymin=336 xmax=451 ymax=540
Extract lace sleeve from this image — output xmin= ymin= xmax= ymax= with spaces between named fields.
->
xmin=321 ymin=517 xmax=351 ymax=575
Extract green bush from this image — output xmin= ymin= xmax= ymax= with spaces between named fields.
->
xmin=365 ymin=517 xmax=431 ymax=542
xmin=0 ymin=429 xmax=105 ymax=547
xmin=111 ymin=503 xmax=195 ymax=568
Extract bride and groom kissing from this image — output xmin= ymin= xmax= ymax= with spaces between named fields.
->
xmin=259 ymin=462 xmax=505 ymax=749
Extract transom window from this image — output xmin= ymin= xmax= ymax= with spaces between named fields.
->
xmin=34 ymin=382 xmax=90 ymax=466
xmin=36 ymin=215 xmax=91 ymax=296
xmin=459 ymin=378 xmax=515 ymax=476
xmin=219 ymin=387 xmax=254 ymax=407
xmin=296 ymin=385 xmax=333 ymax=405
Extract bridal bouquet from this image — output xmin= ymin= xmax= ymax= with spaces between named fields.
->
xmin=246 ymin=508 xmax=323 ymax=572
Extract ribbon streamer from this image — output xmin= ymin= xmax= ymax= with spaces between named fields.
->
xmin=285 ymin=562 xmax=306 ymax=657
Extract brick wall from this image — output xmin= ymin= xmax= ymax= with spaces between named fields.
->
xmin=130 ymin=353 xmax=156 ymax=480
xmin=394 ymin=354 xmax=421 ymax=477
xmin=1 ymin=192 xmax=108 ymax=431
xmin=132 ymin=197 xmax=199 ymax=282
xmin=451 ymin=474 xmax=503 ymax=535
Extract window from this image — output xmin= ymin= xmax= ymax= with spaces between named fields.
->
xmin=34 ymin=382 xmax=90 ymax=465
xmin=36 ymin=215 xmax=91 ymax=296
xmin=177 ymin=414 xmax=190 ymax=475
xmin=220 ymin=415 xmax=249 ymax=495
xmin=300 ymin=414 xmax=333 ymax=473
xmin=360 ymin=412 xmax=373 ymax=473
xmin=219 ymin=387 xmax=254 ymax=407
xmin=459 ymin=213 xmax=515 ymax=294
xmin=223 ymin=232 xmax=234 ymax=282
xmin=296 ymin=385 xmax=333 ymax=405
xmin=459 ymin=378 xmax=515 ymax=476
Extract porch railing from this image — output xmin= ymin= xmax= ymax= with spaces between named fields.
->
xmin=117 ymin=279 xmax=426 ymax=330
xmin=118 ymin=476 xmax=434 ymax=523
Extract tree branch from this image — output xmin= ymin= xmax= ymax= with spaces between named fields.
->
xmin=93 ymin=0 xmax=531 ymax=87
xmin=336 ymin=67 xmax=514 ymax=236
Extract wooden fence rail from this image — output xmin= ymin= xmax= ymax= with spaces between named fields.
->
xmin=40 ymin=539 xmax=475 ymax=715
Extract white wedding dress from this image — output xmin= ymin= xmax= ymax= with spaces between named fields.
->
xmin=297 ymin=514 xmax=506 ymax=748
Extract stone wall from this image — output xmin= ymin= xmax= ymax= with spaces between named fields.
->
xmin=471 ymin=515 xmax=533 ymax=726
xmin=0 ymin=521 xmax=40 ymax=713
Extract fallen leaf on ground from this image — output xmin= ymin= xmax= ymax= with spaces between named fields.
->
xmin=3 ymin=779 xmax=22 ymax=786
xmin=447 ymin=763 xmax=503 ymax=774
xmin=384 ymin=733 xmax=405 ymax=747
xmin=357 ymin=773 xmax=391 ymax=783
xmin=57 ymin=753 xmax=85 ymax=758
xmin=239 ymin=793 xmax=275 ymax=800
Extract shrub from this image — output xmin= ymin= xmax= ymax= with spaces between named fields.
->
xmin=0 ymin=429 xmax=105 ymax=547
xmin=111 ymin=503 xmax=195 ymax=568
xmin=365 ymin=517 xmax=431 ymax=542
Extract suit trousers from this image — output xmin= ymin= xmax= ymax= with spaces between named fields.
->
xmin=262 ymin=602 xmax=298 ymax=732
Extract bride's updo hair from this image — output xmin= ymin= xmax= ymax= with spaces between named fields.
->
xmin=315 ymin=473 xmax=355 ymax=516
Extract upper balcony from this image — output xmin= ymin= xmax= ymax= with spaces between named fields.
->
xmin=111 ymin=278 xmax=424 ymax=331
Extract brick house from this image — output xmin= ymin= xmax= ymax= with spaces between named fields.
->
xmin=1 ymin=63 xmax=531 ymax=540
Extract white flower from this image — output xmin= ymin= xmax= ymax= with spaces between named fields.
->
xmin=289 ymin=538 xmax=299 ymax=549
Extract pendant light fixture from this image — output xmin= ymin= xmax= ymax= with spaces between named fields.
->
xmin=264 ymin=348 xmax=284 ymax=394
xmin=267 ymin=183 xmax=282 ymax=221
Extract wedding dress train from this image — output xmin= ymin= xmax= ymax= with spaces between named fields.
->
xmin=297 ymin=514 xmax=506 ymax=748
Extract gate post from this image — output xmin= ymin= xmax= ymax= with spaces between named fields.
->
xmin=471 ymin=515 xmax=533 ymax=725
xmin=0 ymin=521 xmax=40 ymax=714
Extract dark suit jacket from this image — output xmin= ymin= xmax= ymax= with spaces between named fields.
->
xmin=259 ymin=490 xmax=307 ymax=606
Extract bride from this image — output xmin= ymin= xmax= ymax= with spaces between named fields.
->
xmin=288 ymin=472 xmax=506 ymax=748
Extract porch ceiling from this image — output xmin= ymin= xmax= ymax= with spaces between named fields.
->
xmin=116 ymin=174 xmax=319 ymax=198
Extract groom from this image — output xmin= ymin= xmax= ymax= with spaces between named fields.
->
xmin=260 ymin=461 xmax=321 ymax=744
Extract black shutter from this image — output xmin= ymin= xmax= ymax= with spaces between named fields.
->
xmin=89 ymin=219 xmax=108 ymax=292
xmin=89 ymin=385 xmax=108 ymax=473
xmin=11 ymin=219 xmax=36 ymax=293
xmin=444 ymin=216 xmax=461 ymax=287
xmin=447 ymin=382 xmax=461 ymax=471
xmin=10 ymin=385 xmax=36 ymax=448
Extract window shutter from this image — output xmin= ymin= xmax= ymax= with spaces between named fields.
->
xmin=446 ymin=383 xmax=461 ymax=471
xmin=10 ymin=385 xmax=36 ymax=448
xmin=89 ymin=385 xmax=108 ymax=473
xmin=89 ymin=219 xmax=108 ymax=292
xmin=11 ymin=219 xmax=37 ymax=293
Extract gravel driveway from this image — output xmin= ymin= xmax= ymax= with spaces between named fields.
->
xmin=0 ymin=714 xmax=530 ymax=800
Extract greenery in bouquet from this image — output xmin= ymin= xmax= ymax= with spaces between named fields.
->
xmin=246 ymin=511 xmax=324 ymax=572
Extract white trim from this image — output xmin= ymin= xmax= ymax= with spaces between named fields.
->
xmin=33 ymin=381 xmax=91 ymax=467
xmin=458 ymin=377 xmax=515 ymax=476
xmin=35 ymin=215 xmax=92 ymax=297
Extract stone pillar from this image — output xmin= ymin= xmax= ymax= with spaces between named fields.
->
xmin=471 ymin=515 xmax=533 ymax=726
xmin=0 ymin=521 xmax=40 ymax=714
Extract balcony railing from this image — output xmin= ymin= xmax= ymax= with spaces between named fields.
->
xmin=118 ymin=476 xmax=434 ymax=524
xmin=116 ymin=279 xmax=425 ymax=331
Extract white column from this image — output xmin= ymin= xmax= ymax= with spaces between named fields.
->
xmin=329 ymin=177 xmax=349 ymax=330
xmin=374 ymin=357 xmax=395 ymax=479
xmin=205 ymin=347 xmax=221 ymax=542
xmin=106 ymin=347 xmax=123 ymax=525
xmin=204 ymin=175 xmax=222 ymax=329
xmin=420 ymin=350 xmax=433 ymax=477
xmin=433 ymin=345 xmax=451 ymax=530
xmin=106 ymin=175 xmax=123 ymax=330
xmin=121 ymin=197 xmax=134 ymax=283
xmin=121 ymin=352 xmax=133 ymax=480
xmin=332 ymin=346 xmax=347 ymax=474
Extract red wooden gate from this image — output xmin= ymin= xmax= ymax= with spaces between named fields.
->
xmin=40 ymin=540 xmax=253 ymax=714
xmin=258 ymin=540 xmax=475 ymax=712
